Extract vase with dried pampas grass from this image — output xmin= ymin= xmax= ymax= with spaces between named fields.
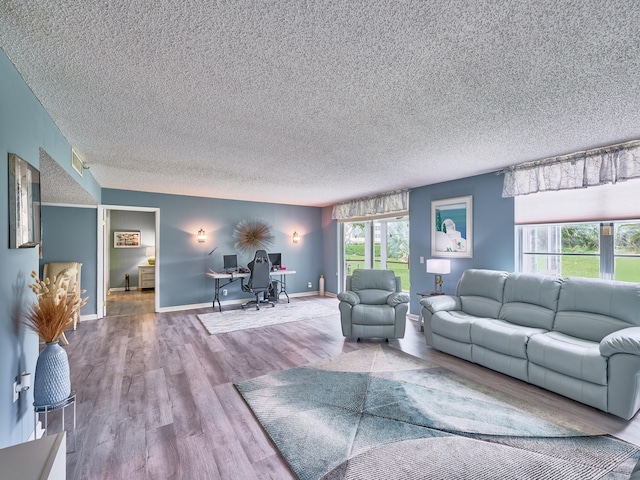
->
xmin=23 ymin=270 xmax=87 ymax=406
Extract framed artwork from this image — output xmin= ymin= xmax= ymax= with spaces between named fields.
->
xmin=8 ymin=153 xmax=41 ymax=249
xmin=114 ymin=231 xmax=141 ymax=248
xmin=431 ymin=195 xmax=473 ymax=258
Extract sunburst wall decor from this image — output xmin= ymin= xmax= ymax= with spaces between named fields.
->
xmin=233 ymin=218 xmax=275 ymax=256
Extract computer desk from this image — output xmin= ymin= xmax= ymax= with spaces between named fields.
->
xmin=205 ymin=269 xmax=296 ymax=312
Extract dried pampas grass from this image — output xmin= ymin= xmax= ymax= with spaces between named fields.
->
xmin=23 ymin=270 xmax=87 ymax=343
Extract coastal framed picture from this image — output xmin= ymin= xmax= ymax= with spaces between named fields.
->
xmin=431 ymin=195 xmax=473 ymax=258
xmin=113 ymin=231 xmax=141 ymax=248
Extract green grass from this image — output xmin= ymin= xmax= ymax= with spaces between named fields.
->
xmin=526 ymin=254 xmax=640 ymax=282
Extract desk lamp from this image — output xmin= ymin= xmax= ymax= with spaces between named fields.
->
xmin=146 ymin=247 xmax=156 ymax=265
xmin=426 ymin=259 xmax=451 ymax=293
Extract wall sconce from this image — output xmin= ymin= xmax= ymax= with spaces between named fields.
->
xmin=292 ymin=231 xmax=299 ymax=243
xmin=426 ymin=259 xmax=451 ymax=293
xmin=198 ymin=229 xmax=207 ymax=243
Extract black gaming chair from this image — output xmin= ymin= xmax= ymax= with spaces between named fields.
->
xmin=241 ymin=249 xmax=275 ymax=310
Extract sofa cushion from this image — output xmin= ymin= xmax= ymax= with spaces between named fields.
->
xmin=527 ymin=331 xmax=607 ymax=386
xmin=554 ymin=311 xmax=631 ymax=343
xmin=460 ymin=296 xmax=503 ymax=319
xmin=431 ymin=311 xmax=478 ymax=343
xmin=350 ymin=269 xmax=396 ymax=292
xmin=557 ymin=277 xmax=640 ymax=325
xmin=456 ymin=269 xmax=509 ymax=301
xmin=351 ymin=304 xmax=395 ymax=325
xmin=470 ymin=318 xmax=546 ymax=359
xmin=499 ymin=273 xmax=562 ymax=329
xmin=356 ymin=289 xmax=391 ymax=305
xmin=456 ymin=269 xmax=508 ymax=318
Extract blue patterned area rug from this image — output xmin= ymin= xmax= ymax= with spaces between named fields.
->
xmin=235 ymin=345 xmax=639 ymax=480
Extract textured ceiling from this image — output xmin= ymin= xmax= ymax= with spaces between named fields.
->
xmin=2 ymin=1 xmax=640 ymax=207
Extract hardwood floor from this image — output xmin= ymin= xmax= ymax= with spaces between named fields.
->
xmin=54 ymin=296 xmax=640 ymax=479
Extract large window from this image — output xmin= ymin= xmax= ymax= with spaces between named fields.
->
xmin=518 ymin=221 xmax=640 ymax=282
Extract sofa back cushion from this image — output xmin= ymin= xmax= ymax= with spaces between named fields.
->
xmin=349 ymin=269 xmax=397 ymax=305
xmin=499 ymin=273 xmax=562 ymax=329
xmin=554 ymin=277 xmax=640 ymax=342
xmin=456 ymin=269 xmax=509 ymax=318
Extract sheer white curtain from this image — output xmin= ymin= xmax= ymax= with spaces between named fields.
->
xmin=502 ymin=140 xmax=640 ymax=198
xmin=332 ymin=189 xmax=409 ymax=221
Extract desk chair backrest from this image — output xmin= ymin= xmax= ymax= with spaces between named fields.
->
xmin=247 ymin=250 xmax=272 ymax=291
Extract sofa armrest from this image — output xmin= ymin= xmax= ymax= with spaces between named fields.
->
xmin=419 ymin=295 xmax=461 ymax=313
xmin=387 ymin=292 xmax=410 ymax=307
xmin=600 ymin=327 xmax=640 ymax=357
xmin=338 ymin=291 xmax=360 ymax=306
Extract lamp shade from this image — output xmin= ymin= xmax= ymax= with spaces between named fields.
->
xmin=426 ymin=259 xmax=451 ymax=274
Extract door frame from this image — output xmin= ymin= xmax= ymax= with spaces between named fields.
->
xmin=97 ymin=205 xmax=160 ymax=318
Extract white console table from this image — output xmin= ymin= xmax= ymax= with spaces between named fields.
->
xmin=138 ymin=265 xmax=155 ymax=289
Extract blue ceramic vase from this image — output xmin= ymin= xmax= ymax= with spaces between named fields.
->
xmin=34 ymin=341 xmax=71 ymax=406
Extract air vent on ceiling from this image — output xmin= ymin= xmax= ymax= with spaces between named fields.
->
xmin=71 ymin=148 xmax=84 ymax=176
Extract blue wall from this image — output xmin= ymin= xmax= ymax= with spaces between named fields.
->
xmin=0 ymin=48 xmax=100 ymax=448
xmin=409 ymin=172 xmax=515 ymax=314
xmin=40 ymin=205 xmax=97 ymax=316
xmin=102 ymin=189 xmax=325 ymax=308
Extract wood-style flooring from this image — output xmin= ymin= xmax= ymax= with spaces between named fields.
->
xmin=53 ymin=296 xmax=640 ymax=479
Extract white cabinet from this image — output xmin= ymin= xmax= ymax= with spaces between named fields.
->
xmin=0 ymin=432 xmax=66 ymax=480
xmin=138 ymin=265 xmax=155 ymax=289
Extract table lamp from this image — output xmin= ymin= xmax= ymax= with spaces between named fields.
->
xmin=426 ymin=259 xmax=451 ymax=293
xmin=146 ymin=246 xmax=156 ymax=265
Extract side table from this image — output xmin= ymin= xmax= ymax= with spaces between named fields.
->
xmin=34 ymin=390 xmax=77 ymax=452
xmin=416 ymin=291 xmax=444 ymax=332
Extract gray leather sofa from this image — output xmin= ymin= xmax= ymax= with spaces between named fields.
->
xmin=338 ymin=269 xmax=410 ymax=341
xmin=420 ymin=269 xmax=640 ymax=419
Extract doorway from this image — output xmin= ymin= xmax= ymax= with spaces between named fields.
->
xmin=341 ymin=216 xmax=410 ymax=291
xmin=97 ymin=205 xmax=160 ymax=318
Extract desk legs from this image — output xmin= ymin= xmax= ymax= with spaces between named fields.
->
xmin=212 ymin=278 xmax=222 ymax=312
xmin=278 ymin=274 xmax=290 ymax=303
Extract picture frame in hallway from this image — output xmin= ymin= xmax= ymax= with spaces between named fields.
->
xmin=8 ymin=153 xmax=41 ymax=249
xmin=114 ymin=231 xmax=141 ymax=248
xmin=431 ymin=195 xmax=473 ymax=258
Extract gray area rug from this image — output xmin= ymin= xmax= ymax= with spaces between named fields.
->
xmin=197 ymin=300 xmax=336 ymax=335
xmin=235 ymin=345 xmax=640 ymax=480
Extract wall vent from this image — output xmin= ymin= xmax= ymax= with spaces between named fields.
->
xmin=71 ymin=148 xmax=84 ymax=176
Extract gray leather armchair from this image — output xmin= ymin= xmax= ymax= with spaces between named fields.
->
xmin=338 ymin=269 xmax=410 ymax=341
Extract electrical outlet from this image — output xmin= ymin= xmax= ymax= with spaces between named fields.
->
xmin=13 ymin=381 xmax=18 ymax=402
xmin=222 ymin=289 xmax=228 ymax=296
xmin=307 ymin=282 xmax=312 ymax=288
xmin=420 ymin=256 xmax=424 ymax=264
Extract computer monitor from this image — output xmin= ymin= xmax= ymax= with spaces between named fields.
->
xmin=268 ymin=252 xmax=281 ymax=269
xmin=223 ymin=254 xmax=238 ymax=273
